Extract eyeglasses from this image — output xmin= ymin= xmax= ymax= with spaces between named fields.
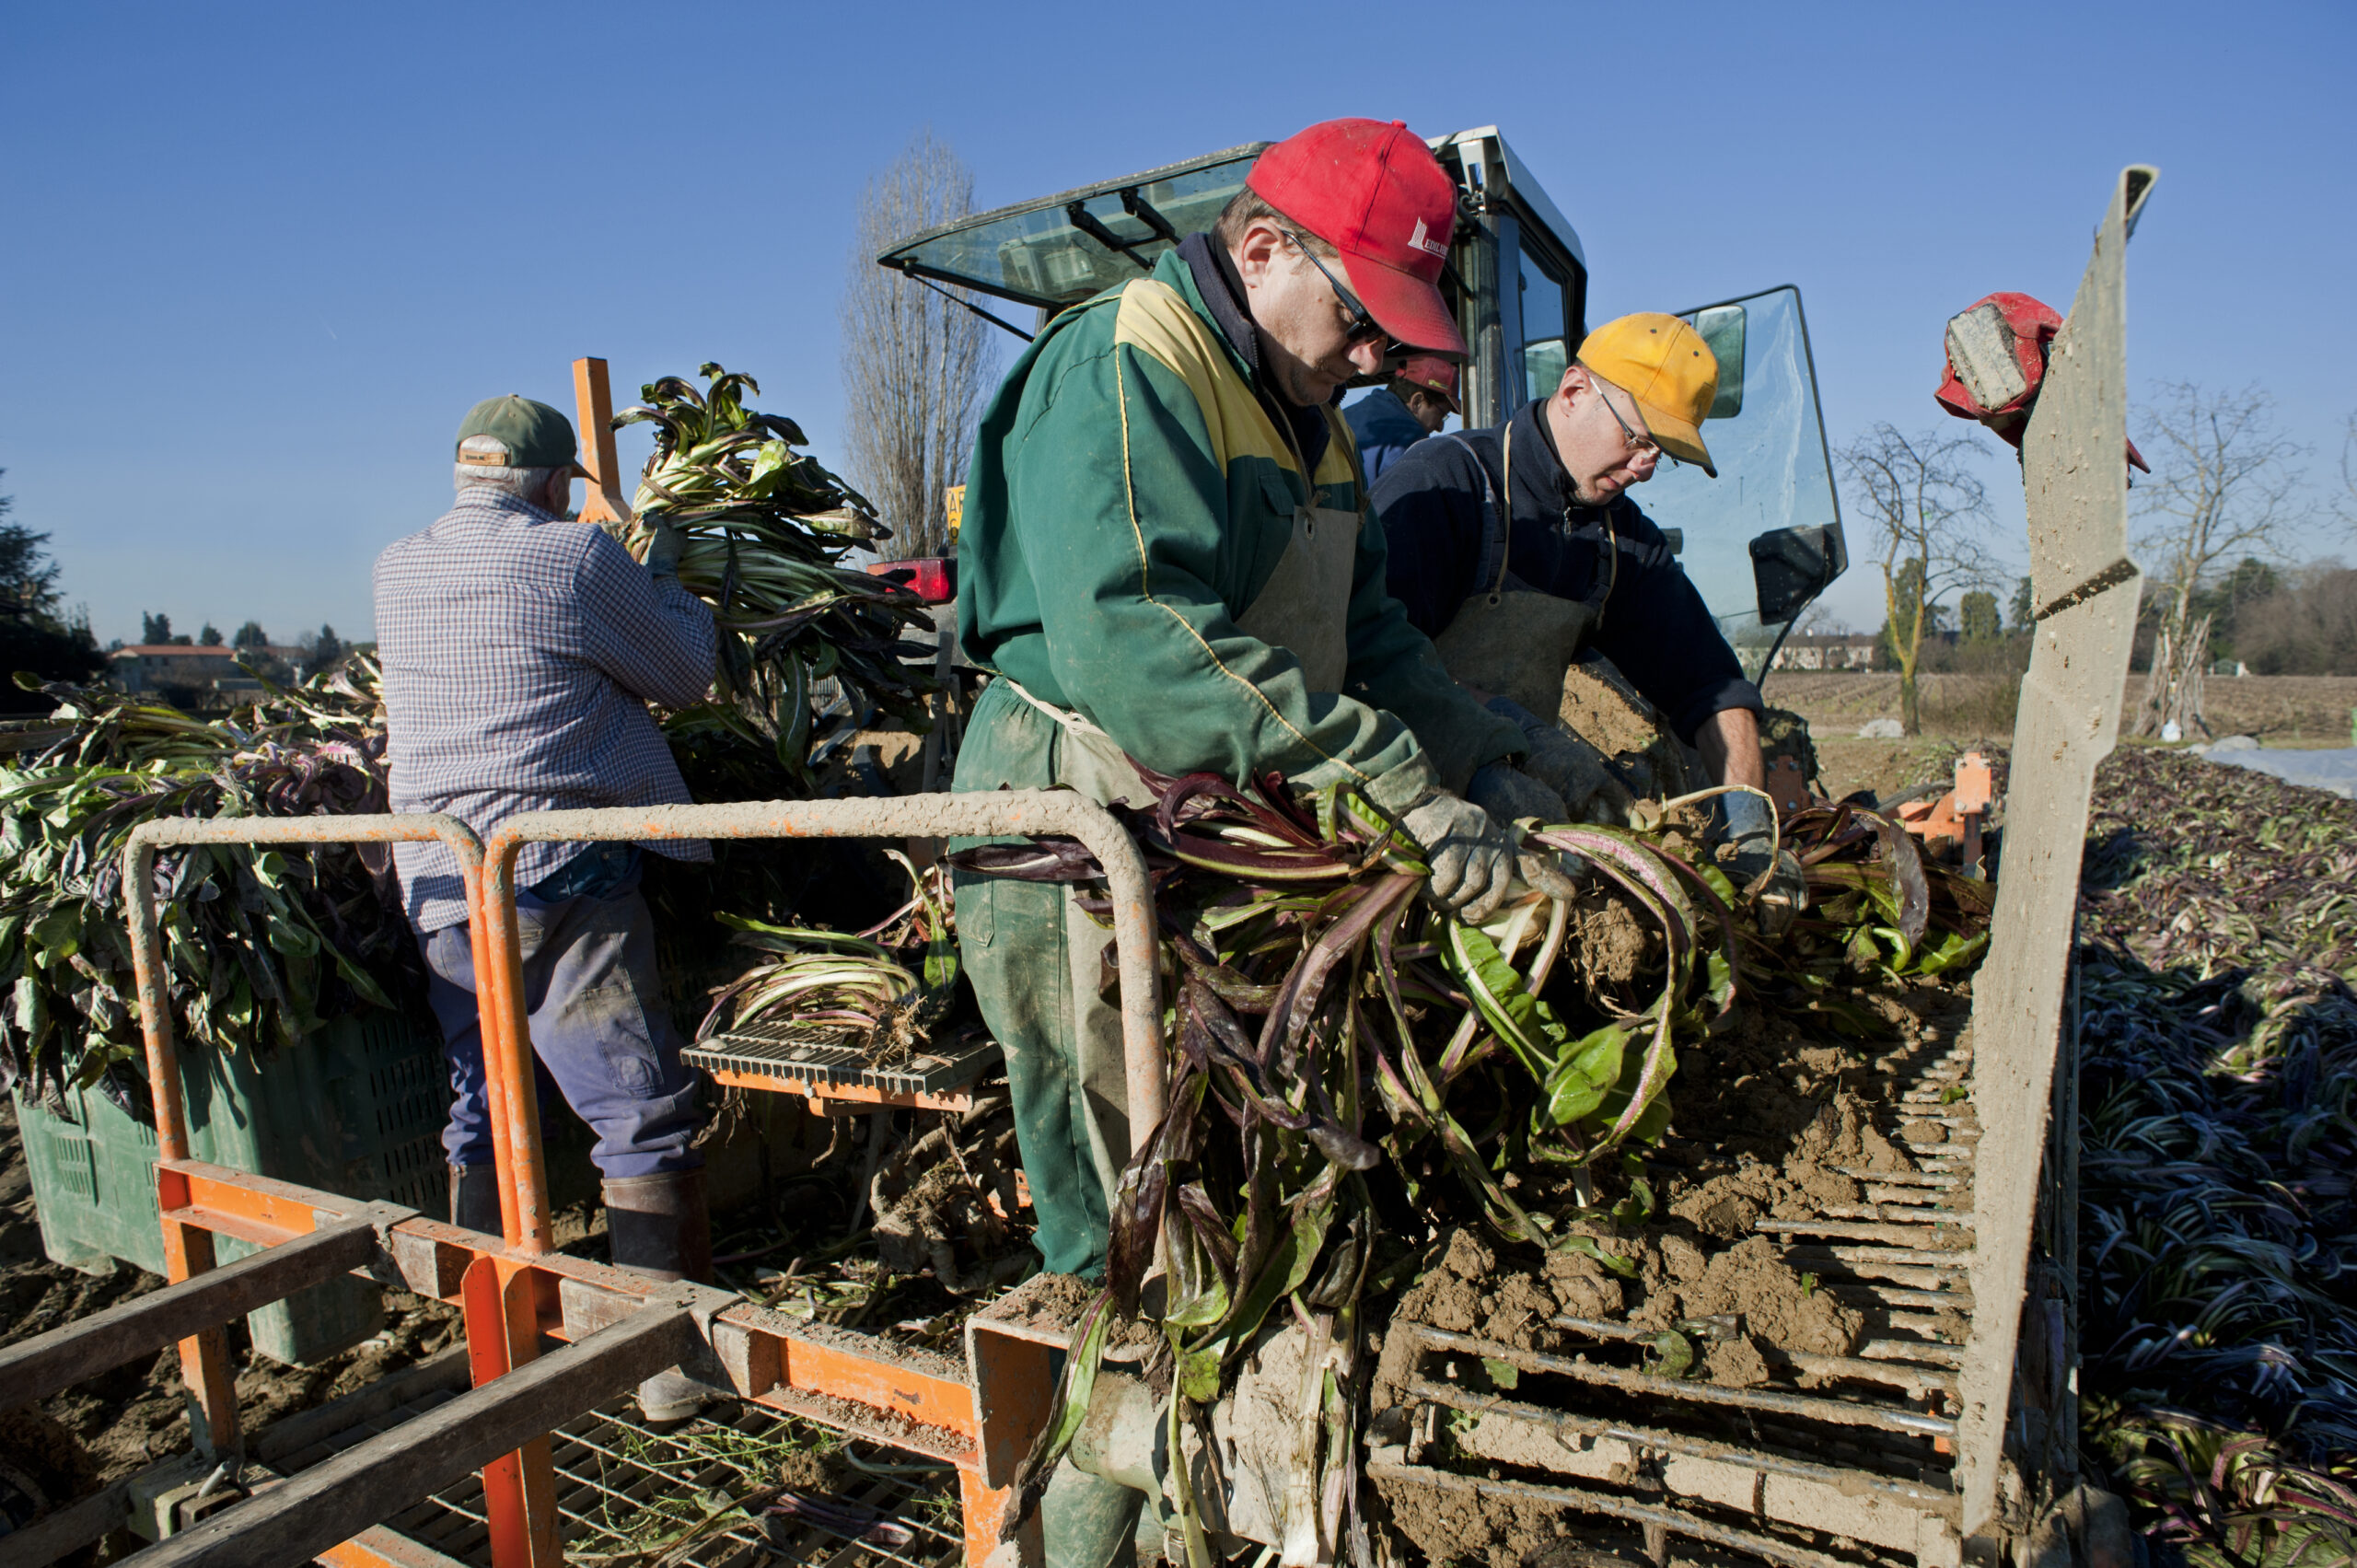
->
xmin=1588 ymin=377 xmax=1662 ymax=461
xmin=1281 ymin=230 xmax=1388 ymax=347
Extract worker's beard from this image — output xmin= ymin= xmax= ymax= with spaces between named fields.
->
xmin=1568 ymin=471 xmax=1620 ymax=507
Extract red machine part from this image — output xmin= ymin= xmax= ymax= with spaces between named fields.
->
xmin=1764 ymin=753 xmax=1812 ymax=819
xmin=866 ymin=556 xmax=958 ymax=605
xmin=1936 ymin=291 xmax=2147 ymax=474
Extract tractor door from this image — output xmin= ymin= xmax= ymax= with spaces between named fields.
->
xmin=1641 ymin=285 xmax=1847 ymax=680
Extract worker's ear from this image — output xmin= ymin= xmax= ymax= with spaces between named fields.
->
xmin=1556 ymin=363 xmax=1589 ymax=404
xmin=1233 ymin=220 xmax=1287 ymax=291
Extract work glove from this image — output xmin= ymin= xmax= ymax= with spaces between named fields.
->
xmin=643 ymin=520 xmax=688 ymax=578
xmin=1467 ymin=763 xmax=1595 ymax=899
xmin=1486 ymin=698 xmax=1634 ymax=825
xmin=1465 ymin=760 xmax=1568 ymax=828
xmin=1400 ymin=786 xmax=1519 ymax=922
xmin=1721 ymin=788 xmax=1806 ymax=935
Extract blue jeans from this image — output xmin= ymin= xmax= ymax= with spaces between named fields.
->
xmin=416 ymin=851 xmax=702 ymax=1179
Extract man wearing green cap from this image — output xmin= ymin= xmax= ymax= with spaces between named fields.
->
xmin=374 ymin=394 xmax=718 ymax=1419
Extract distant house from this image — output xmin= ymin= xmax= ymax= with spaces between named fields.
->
xmin=109 ymin=644 xmax=240 ymax=693
xmin=1771 ymin=633 xmax=1879 ymax=672
xmin=110 ymin=644 xmax=320 ymax=696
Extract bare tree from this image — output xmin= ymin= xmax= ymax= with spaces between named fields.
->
xmin=2129 ymin=382 xmax=2309 ymax=737
xmin=1793 ymin=600 xmax=1852 ymax=636
xmin=2339 ymin=411 xmax=2357 ymax=536
xmin=839 ymin=131 xmax=995 ymax=560
xmin=1838 ymin=424 xmax=2001 ymax=735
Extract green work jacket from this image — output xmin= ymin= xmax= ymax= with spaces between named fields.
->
xmin=955 ymin=245 xmax=1521 ymax=807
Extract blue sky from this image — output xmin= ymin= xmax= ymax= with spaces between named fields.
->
xmin=5 ymin=1 xmax=2351 ymax=645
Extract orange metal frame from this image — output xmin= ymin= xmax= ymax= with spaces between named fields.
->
xmin=116 ymin=788 xmax=1165 ymax=1566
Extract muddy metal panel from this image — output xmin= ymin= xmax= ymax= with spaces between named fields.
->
xmin=1957 ymin=165 xmax=2157 ymax=1556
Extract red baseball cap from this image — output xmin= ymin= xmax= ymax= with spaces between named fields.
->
xmin=1247 ymin=119 xmax=1467 ymax=359
xmin=1395 ymin=355 xmax=1460 ymax=413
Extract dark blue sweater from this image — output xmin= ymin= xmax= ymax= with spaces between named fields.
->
xmin=1344 ymin=387 xmax=1431 ymax=486
xmin=1370 ymin=399 xmax=1761 ymax=745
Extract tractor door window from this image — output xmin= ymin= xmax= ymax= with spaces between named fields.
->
xmin=1520 ymin=250 xmax=1567 ymax=405
xmin=1639 ymin=285 xmax=1845 ymax=680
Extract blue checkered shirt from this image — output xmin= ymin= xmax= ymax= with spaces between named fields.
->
xmin=374 ymin=486 xmax=717 ymax=933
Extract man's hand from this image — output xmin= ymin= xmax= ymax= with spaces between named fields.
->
xmin=643 ymin=520 xmax=688 ymax=578
xmin=1401 ymin=787 xmax=1519 ymax=922
xmin=1487 ymin=698 xmax=1634 ymax=824
xmin=1466 ymin=760 xmax=1568 ymax=827
xmin=1721 ymin=787 xmax=1778 ymax=880
xmin=1721 ymin=787 xmax=1805 ymax=934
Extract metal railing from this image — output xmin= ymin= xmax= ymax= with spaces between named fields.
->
xmin=0 ymin=790 xmax=1157 ymax=1567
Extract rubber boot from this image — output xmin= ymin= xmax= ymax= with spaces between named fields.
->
xmin=602 ymin=1168 xmax=714 ymax=1424
xmin=449 ymin=1164 xmax=502 ymax=1237
xmin=1039 ymin=1457 xmax=1143 ymax=1568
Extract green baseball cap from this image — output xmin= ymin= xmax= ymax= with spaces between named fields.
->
xmin=454 ymin=395 xmax=589 ymax=475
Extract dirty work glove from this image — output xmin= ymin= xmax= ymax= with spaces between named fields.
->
xmin=643 ymin=520 xmax=688 ymax=578
xmin=1721 ymin=788 xmax=1779 ymax=881
xmin=1466 ymin=760 xmax=1568 ymax=828
xmin=1721 ymin=789 xmax=1806 ymax=935
xmin=1401 ymin=786 xmax=1518 ymax=922
xmin=1469 ymin=760 xmax=1591 ymax=897
xmin=1486 ymin=698 xmax=1633 ymax=825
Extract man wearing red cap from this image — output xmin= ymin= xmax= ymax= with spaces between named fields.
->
xmin=950 ymin=120 xmax=1562 ymax=1289
xmin=1346 ymin=354 xmax=1460 ymax=483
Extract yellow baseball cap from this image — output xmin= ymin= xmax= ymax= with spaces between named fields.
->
xmin=1574 ymin=314 xmax=1720 ymax=477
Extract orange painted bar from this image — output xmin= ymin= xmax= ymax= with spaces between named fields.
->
xmin=774 ymin=1335 xmax=978 ymax=1438
xmin=175 ymin=1165 xmax=326 ymax=1240
xmin=702 ymin=1065 xmax=979 ymax=1114
xmin=959 ymin=1465 xmax=1035 ymax=1568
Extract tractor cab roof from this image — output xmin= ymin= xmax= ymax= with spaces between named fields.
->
xmin=877 ymin=128 xmax=1584 ymax=318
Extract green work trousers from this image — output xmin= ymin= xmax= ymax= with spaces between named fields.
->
xmin=949 ymin=679 xmax=1142 ymax=1278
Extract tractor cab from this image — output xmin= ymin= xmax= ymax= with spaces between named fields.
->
xmin=879 ymin=127 xmax=1844 ymax=677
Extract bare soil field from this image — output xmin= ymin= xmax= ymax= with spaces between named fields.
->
xmin=1766 ymin=671 xmax=2357 ymax=747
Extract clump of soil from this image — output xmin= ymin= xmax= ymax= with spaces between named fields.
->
xmin=773 ymin=1446 xmax=849 ymax=1493
xmin=1636 ymin=1234 xmax=1864 ymax=1361
xmin=1367 ymin=978 xmax=1971 ymax=1568
xmin=1373 ymin=1469 xmax=1575 ymax=1568
xmin=1557 ymin=652 xmax=1702 ymax=799
xmin=870 ymin=1104 xmax=1031 ymax=1295
xmin=1569 ymin=894 xmax=1652 ymax=988
xmin=1558 ymin=655 xmax=1673 ymax=760
xmin=989 ymin=1271 xmax=1095 ymax=1332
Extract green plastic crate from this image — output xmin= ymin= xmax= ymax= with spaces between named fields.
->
xmin=13 ymin=1007 xmax=448 ymax=1366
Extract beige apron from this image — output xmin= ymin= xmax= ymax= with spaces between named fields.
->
xmin=988 ymin=405 xmax=1364 ymax=1194
xmin=1430 ymin=422 xmax=1613 ymax=719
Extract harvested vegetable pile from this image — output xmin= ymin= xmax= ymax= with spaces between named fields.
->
xmin=693 ymin=864 xmax=1033 ymax=1339
xmin=1 ymin=370 xmax=936 ymax=1096
xmin=950 ymin=761 xmax=1984 ymax=1562
xmin=612 ymin=363 xmax=937 ymax=787
xmin=2076 ymin=748 xmax=2357 ymax=1565
xmin=0 ymin=667 xmax=414 ymax=1102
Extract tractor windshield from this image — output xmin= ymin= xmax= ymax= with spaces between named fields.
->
xmin=877 ymin=144 xmax=1268 ymax=313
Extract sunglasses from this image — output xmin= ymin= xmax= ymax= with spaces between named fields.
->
xmin=1282 ymin=230 xmax=1389 ymax=348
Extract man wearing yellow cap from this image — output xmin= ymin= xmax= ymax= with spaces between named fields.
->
xmin=1371 ymin=314 xmax=1774 ymax=862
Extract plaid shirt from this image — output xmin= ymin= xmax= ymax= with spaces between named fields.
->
xmin=374 ymin=487 xmax=717 ymax=933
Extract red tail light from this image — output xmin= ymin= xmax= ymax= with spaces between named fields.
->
xmin=865 ymin=556 xmax=957 ymax=605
